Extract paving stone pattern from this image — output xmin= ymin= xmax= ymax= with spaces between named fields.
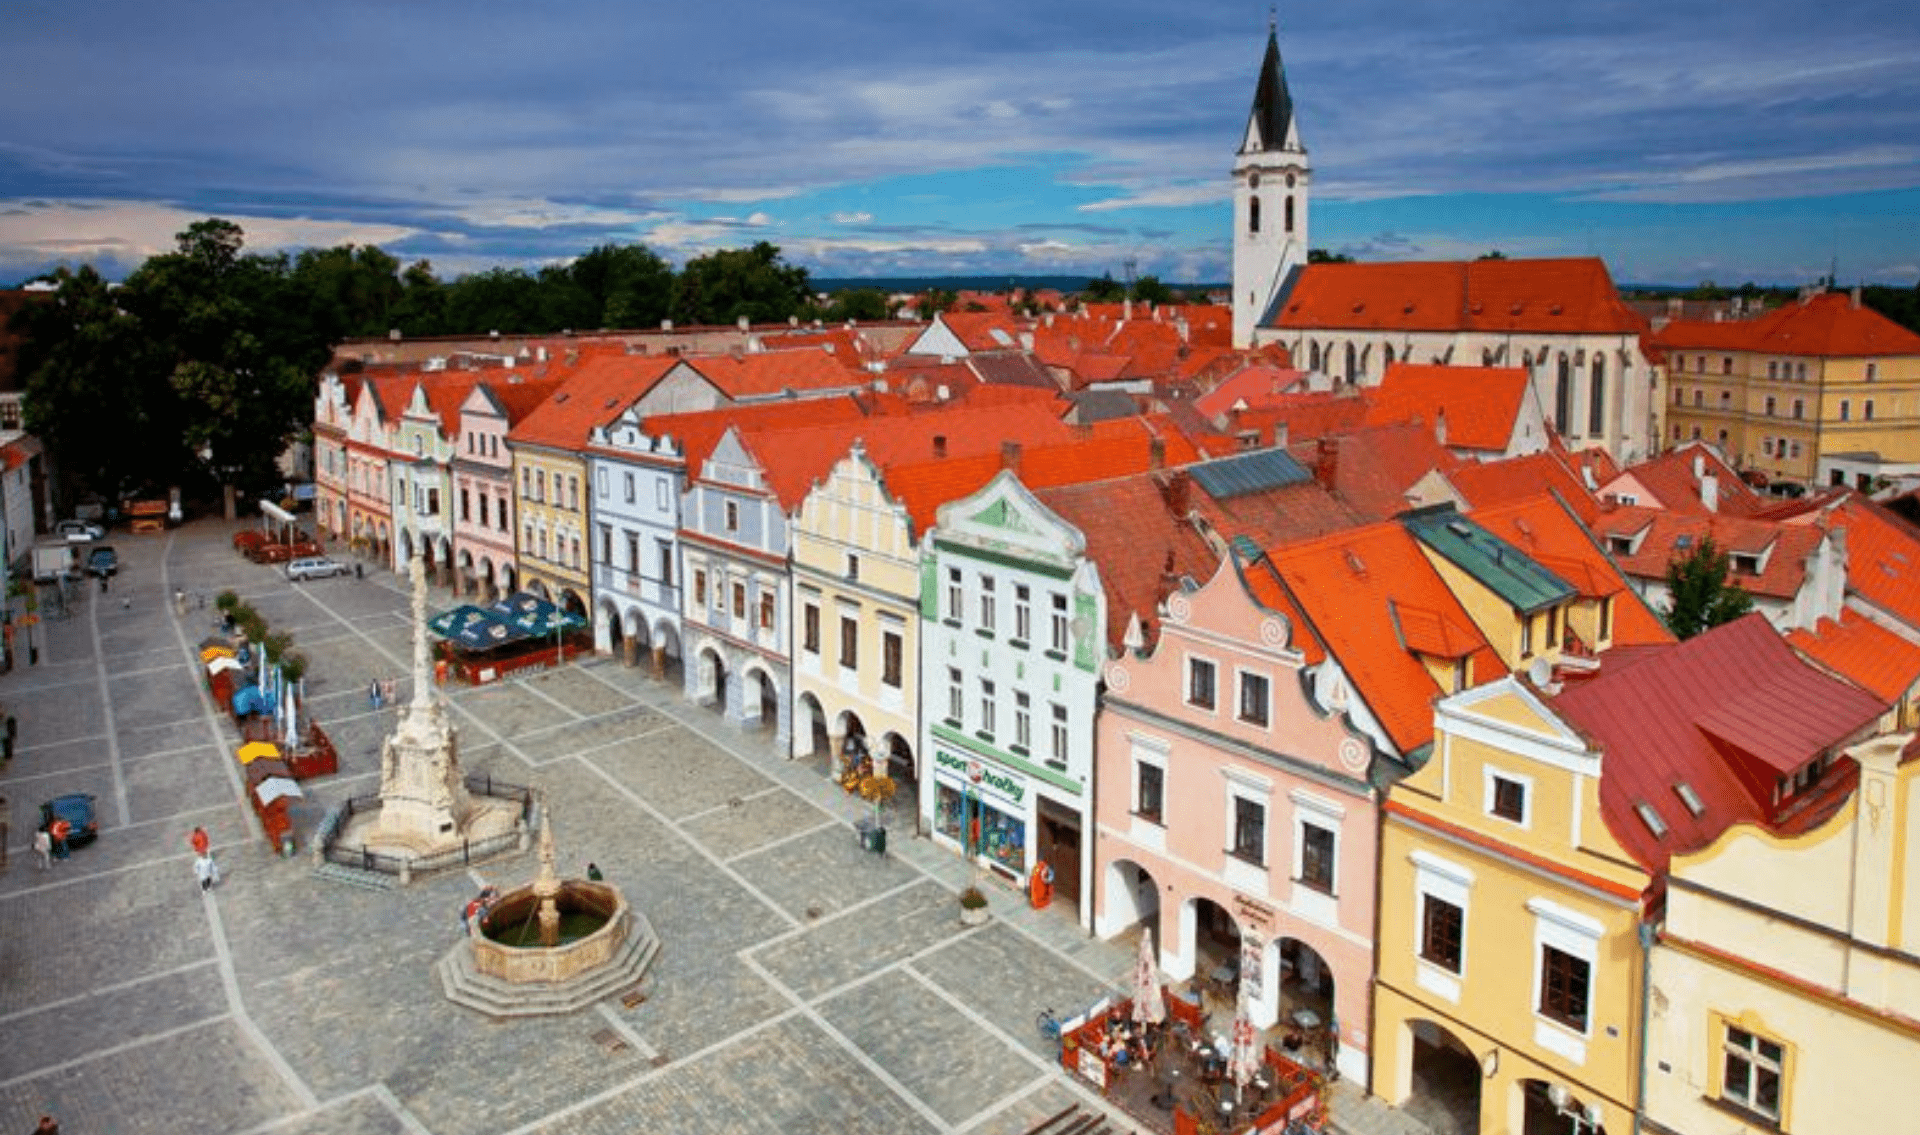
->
xmin=0 ymin=519 xmax=1428 ymax=1135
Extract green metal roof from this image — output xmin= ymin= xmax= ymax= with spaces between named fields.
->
xmin=1188 ymin=448 xmax=1311 ymax=500
xmin=1402 ymin=506 xmax=1575 ymax=614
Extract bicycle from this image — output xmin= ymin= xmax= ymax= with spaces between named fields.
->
xmin=1036 ymin=1007 xmax=1063 ymax=1050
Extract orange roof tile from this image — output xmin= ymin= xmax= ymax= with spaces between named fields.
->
xmin=1825 ymin=495 xmax=1920 ymax=628
xmin=1037 ymin=474 xmax=1221 ymax=650
xmin=1362 ymin=363 xmax=1531 ymax=452
xmin=1786 ymin=609 xmax=1920 ymax=704
xmin=1193 ymin=365 xmax=1309 ymax=418
xmin=936 ymin=311 xmax=1027 ymax=352
xmin=1590 ymin=504 xmax=1830 ymax=601
xmin=1286 ymin=424 xmax=1462 ymax=522
xmin=1223 ymin=390 xmax=1370 ymax=444
xmin=682 ymin=348 xmax=864 ymax=399
xmin=1449 ymin=450 xmax=1602 ymax=525
xmin=1274 ymin=257 xmax=1648 ymax=335
xmin=1468 ymin=494 xmax=1675 ymax=648
xmin=510 ymin=355 xmax=685 ymax=451
xmin=1652 ymin=291 xmax=1920 ymax=357
xmin=1604 ymin=442 xmax=1766 ymax=517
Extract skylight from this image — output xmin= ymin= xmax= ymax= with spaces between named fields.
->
xmin=1673 ymin=783 xmax=1705 ymax=817
xmin=1634 ymin=802 xmax=1670 ymax=838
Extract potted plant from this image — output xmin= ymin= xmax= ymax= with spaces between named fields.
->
xmin=959 ymin=884 xmax=990 ymax=927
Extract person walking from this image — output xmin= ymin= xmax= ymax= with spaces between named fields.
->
xmin=194 ymin=854 xmax=220 ymax=891
xmin=189 ymin=825 xmax=213 ymax=881
xmin=33 ymin=827 xmax=52 ymax=869
xmin=587 ymin=862 xmax=604 ymax=882
xmin=369 ymin=679 xmax=381 ymax=711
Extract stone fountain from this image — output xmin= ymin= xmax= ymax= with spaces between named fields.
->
xmin=437 ymin=810 xmax=660 ymax=1018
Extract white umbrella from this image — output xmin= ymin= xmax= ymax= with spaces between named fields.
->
xmin=1228 ymin=989 xmax=1261 ymax=1090
xmin=206 ymin=656 xmax=243 ymax=674
xmin=1131 ymin=929 xmax=1166 ymax=1026
xmin=254 ymin=776 xmax=304 ymax=806
xmin=282 ymin=681 xmax=297 ymax=748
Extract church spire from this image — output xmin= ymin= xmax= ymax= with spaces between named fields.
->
xmin=1243 ymin=20 xmax=1297 ymax=154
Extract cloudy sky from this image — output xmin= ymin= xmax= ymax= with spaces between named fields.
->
xmin=3 ymin=0 xmax=1917 ymax=286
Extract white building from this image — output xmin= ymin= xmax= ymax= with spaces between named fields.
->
xmin=585 ymin=407 xmax=692 ymax=677
xmin=1232 ymin=20 xmax=1311 ymax=349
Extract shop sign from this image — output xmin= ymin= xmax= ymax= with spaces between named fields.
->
xmin=1232 ymin=893 xmax=1278 ymax=934
xmin=935 ymin=749 xmax=1026 ymax=805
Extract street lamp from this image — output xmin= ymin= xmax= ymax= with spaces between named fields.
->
xmin=1546 ymin=1084 xmax=1604 ymax=1134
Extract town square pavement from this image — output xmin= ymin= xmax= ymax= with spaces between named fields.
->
xmin=0 ymin=518 xmax=1428 ymax=1135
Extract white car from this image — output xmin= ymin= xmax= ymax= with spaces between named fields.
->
xmin=286 ymin=556 xmax=350 ymax=581
xmin=56 ymin=519 xmax=104 ymax=543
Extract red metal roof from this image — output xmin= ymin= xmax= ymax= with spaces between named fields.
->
xmin=1652 ymin=291 xmax=1920 ymax=358
xmin=1273 ymin=257 xmax=1648 ymax=335
xmin=1550 ymin=613 xmax=1888 ymax=873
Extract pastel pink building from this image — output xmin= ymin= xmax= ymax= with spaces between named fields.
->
xmin=1094 ymin=555 xmax=1381 ymax=1083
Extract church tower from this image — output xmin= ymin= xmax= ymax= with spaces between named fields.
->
xmin=1232 ymin=19 xmax=1310 ymax=348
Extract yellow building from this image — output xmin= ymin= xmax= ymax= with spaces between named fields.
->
xmin=1655 ymin=289 xmax=1920 ymax=490
xmin=1372 ymin=615 xmax=1886 ymax=1135
xmin=1646 ymin=731 xmax=1920 ymax=1135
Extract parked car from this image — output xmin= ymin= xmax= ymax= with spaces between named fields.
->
xmin=40 ymin=793 xmax=100 ymax=849
xmin=55 ymin=519 xmax=104 ymax=543
xmin=286 ymin=556 xmax=350 ymax=581
xmin=86 ymin=545 xmax=118 ymax=578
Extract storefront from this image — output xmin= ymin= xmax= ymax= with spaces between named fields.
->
xmin=931 ymin=747 xmax=1031 ymax=884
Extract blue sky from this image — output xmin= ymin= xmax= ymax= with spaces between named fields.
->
xmin=3 ymin=0 xmax=1917 ymax=287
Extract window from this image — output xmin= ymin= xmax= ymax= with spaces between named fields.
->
xmin=1764 ymin=395 xmax=1775 ymax=416
xmin=1421 ymin=896 xmax=1464 ymax=973
xmin=569 ymin=536 xmax=580 ymax=569
xmin=1014 ymin=584 xmax=1031 ymax=642
xmin=947 ymin=568 xmax=963 ymax=622
xmin=1187 ymin=657 xmax=1218 ymax=710
xmin=478 ymin=493 xmax=490 ymax=528
xmin=1768 ymin=361 xmax=1778 ymax=379
xmin=1673 ymin=385 xmax=1684 ymax=406
xmin=1792 ymin=398 xmax=1804 ymax=420
xmin=1719 ymin=390 xmax=1730 ymax=409
xmin=1249 ymin=194 xmax=1261 ymax=234
xmin=1013 ymin=691 xmax=1031 ymax=750
xmin=845 ymin=554 xmax=859 ymax=581
xmin=1136 ymin=761 xmax=1165 ymax=824
xmin=879 ymin=630 xmax=906 ymax=690
xmin=803 ymin=603 xmax=820 ymax=654
xmin=1237 ymin=671 xmax=1270 ymax=727
xmin=1692 ymin=389 xmax=1703 ymax=408
xmin=1490 ymin=773 xmax=1528 ymax=823
xmin=1538 ymin=945 xmax=1591 ymax=1031
xmin=980 ymin=679 xmax=996 ymax=735
xmin=657 ymin=540 xmax=673 ymax=586
xmin=947 ymin=668 xmax=964 ymax=724
xmin=1049 ymin=703 xmax=1068 ymax=763
xmin=724 ymin=500 xmax=740 ymax=532
xmin=838 ymin=616 xmax=857 ymax=668
xmin=1867 ymin=361 xmax=1879 ymax=382
xmin=1865 ymin=399 xmax=1875 ymax=421
xmin=731 ymin=582 xmax=746 ymax=619
xmin=460 ymin=488 xmax=472 ymax=522
xmin=979 ymin=576 xmax=996 ymax=631
xmin=1050 ymin=593 xmax=1069 ymax=653
xmin=1520 ymin=614 xmax=1534 ymax=657
xmin=568 ymin=476 xmax=579 ymax=509
xmin=1789 ymin=440 xmax=1802 ymax=458
xmin=1299 ymin=821 xmax=1335 ymax=892
xmin=655 ymin=481 xmax=669 ymax=510
xmin=1840 ymin=399 xmax=1851 ymax=421
xmin=624 ymin=472 xmax=636 ymax=503
xmin=759 ymin=592 xmax=774 ymax=631
xmin=596 ymin=468 xmax=607 ymax=498
xmin=626 ymin=532 xmax=640 ymax=572
xmin=1231 ymin=796 xmax=1265 ymax=864
xmin=1721 ymin=1025 xmax=1784 ymax=1121
xmin=1722 ymin=356 xmax=1732 ymax=375
xmin=600 ymin=525 xmax=613 ymax=565
xmin=1796 ymin=362 xmax=1807 ymax=381
xmin=1546 ymin=606 xmax=1559 ymax=649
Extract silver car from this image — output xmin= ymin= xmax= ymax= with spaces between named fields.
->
xmin=286 ymin=556 xmax=350 ymax=581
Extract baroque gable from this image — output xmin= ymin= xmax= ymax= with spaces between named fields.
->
xmin=933 ymin=470 xmax=1083 ymax=571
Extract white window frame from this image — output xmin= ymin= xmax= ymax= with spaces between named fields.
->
xmin=1411 ymin=851 xmax=1473 ymax=1002
xmin=1222 ymin=767 xmax=1272 ymax=890
xmin=1528 ymin=897 xmax=1604 ymax=1052
xmin=1290 ymin=790 xmax=1344 ymax=896
xmin=979 ymin=575 xmax=996 ymax=632
xmin=1186 ymin=653 xmax=1220 ymax=713
xmin=1133 ymin=741 xmax=1168 ymax=824
xmin=1050 ymin=592 xmax=1069 ymax=653
xmin=1485 ymin=767 xmax=1533 ymax=829
xmin=1014 ymin=584 xmax=1032 ymax=643
xmin=1236 ymin=668 xmax=1272 ymax=728
xmin=947 ymin=567 xmax=964 ymax=622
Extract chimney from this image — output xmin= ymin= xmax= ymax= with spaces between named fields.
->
xmin=1701 ymin=472 xmax=1719 ymax=513
xmin=1314 ymin=437 xmax=1340 ymax=489
xmin=1001 ymin=441 xmax=1023 ymax=472
xmin=933 ymin=435 xmax=948 ymax=458
xmin=1851 ymin=286 xmax=1862 ymax=309
xmin=1692 ymin=453 xmax=1704 ymax=478
xmin=1149 ymin=436 xmax=1166 ymax=469
xmin=1274 ymin=421 xmax=1289 ymax=449
xmin=1165 ymin=469 xmax=1193 ymax=516
xmin=1435 ymin=406 xmax=1448 ymax=446
xmin=661 ymin=319 xmax=673 ymax=332
xmin=736 ymin=315 xmax=750 ymax=331
xmin=1124 ymin=298 xmax=1133 ymax=322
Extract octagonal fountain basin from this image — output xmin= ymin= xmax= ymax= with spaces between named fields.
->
xmin=473 ymin=880 xmax=630 ymax=984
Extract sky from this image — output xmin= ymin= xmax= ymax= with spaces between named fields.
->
xmin=3 ymin=0 xmax=1918 ymax=288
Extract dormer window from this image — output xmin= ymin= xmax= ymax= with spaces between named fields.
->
xmin=1774 ymin=754 xmax=1832 ymax=805
xmin=1731 ymin=553 xmax=1761 ymax=575
xmin=1606 ymin=535 xmax=1634 ymax=555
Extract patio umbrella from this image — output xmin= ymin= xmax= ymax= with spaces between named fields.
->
xmin=283 ymin=682 xmax=298 ymax=749
xmin=1228 ymin=992 xmax=1261 ymax=1091
xmin=254 ymin=776 xmax=304 ymax=806
xmin=200 ymin=644 xmax=235 ymax=661
xmin=206 ymin=656 xmax=243 ymax=675
xmin=1131 ymin=929 xmax=1167 ymax=1027
xmin=236 ymin=740 xmax=281 ymax=764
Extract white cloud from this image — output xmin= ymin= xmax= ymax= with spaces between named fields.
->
xmin=439 ymin=197 xmax=668 ymax=230
xmin=831 ymin=211 xmax=874 ymax=224
xmin=1078 ymin=184 xmax=1227 ymax=212
xmin=0 ymin=199 xmax=420 ymax=265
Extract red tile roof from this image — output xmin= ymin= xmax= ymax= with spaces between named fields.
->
xmin=682 ymin=348 xmax=865 ymax=399
xmin=510 ymin=355 xmax=683 ymax=451
xmin=1550 ymin=613 xmax=1887 ymax=873
xmin=936 ymin=312 xmax=1027 ymax=353
xmin=1786 ymin=608 xmax=1920 ymax=705
xmin=1591 ymin=504 xmax=1829 ymax=601
xmin=1652 ymin=291 xmax=1920 ymax=357
xmin=1273 ymin=257 xmax=1648 ymax=335
xmin=1821 ymin=495 xmax=1920 ymax=628
xmin=1363 ymin=363 xmax=1532 ymax=453
xmin=1036 ymin=474 xmax=1222 ymax=650
xmin=1268 ymin=521 xmax=1500 ymax=754
xmin=1604 ymin=442 xmax=1766 ymax=517
xmin=482 ymin=377 xmax=567 ymax=426
xmin=1222 ymin=390 xmax=1371 ymax=445
xmin=1193 ymin=365 xmax=1309 ymax=418
xmin=1448 ymin=450 xmax=1603 ymax=525
xmin=1287 ymin=424 xmax=1462 ymax=522
xmin=1467 ymin=494 xmax=1674 ymax=648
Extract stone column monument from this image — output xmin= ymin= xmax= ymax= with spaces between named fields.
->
xmin=370 ymin=551 xmax=473 ymax=852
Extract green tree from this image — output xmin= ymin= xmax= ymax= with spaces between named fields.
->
xmin=821 ymin=288 xmax=891 ymax=322
xmin=443 ymin=267 xmax=545 ymax=334
xmin=569 ymin=243 xmax=673 ymax=330
xmin=289 ymin=243 xmax=404 ymax=341
xmin=919 ymin=287 xmax=957 ymax=317
xmin=1307 ymin=249 xmax=1354 ymax=264
xmin=1131 ymin=275 xmax=1174 ymax=305
xmin=671 ymin=242 xmax=812 ymax=327
xmin=390 ymin=260 xmax=448 ymax=336
xmin=1476 ymin=250 xmax=1507 ymax=260
xmin=1660 ymin=536 xmax=1755 ymax=639
xmin=1081 ymin=273 xmax=1125 ymax=302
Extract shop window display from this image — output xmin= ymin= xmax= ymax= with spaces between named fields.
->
xmin=935 ymin=782 xmax=1028 ymax=874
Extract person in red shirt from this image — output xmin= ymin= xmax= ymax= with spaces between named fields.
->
xmin=190 ymin=826 xmax=210 ymax=857
xmin=49 ymin=818 xmax=72 ymax=859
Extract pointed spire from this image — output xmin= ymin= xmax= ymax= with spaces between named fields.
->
xmin=1245 ymin=19 xmax=1297 ymax=154
xmin=408 ymin=550 xmax=432 ymax=712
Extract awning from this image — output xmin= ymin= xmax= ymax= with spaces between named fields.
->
xmin=254 ymin=776 xmax=304 ymax=806
xmin=244 ymin=757 xmax=293 ymax=787
xmin=429 ymin=604 xmax=522 ymax=652
xmin=236 ymin=740 xmax=281 ymax=764
xmin=201 ymin=644 xmax=236 ymax=662
xmin=491 ymin=591 xmax=588 ymax=636
xmin=207 ymin=656 xmax=244 ymax=675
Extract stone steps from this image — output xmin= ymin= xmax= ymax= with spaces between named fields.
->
xmin=436 ymin=911 xmax=661 ymax=1019
xmin=310 ymin=859 xmax=399 ymax=891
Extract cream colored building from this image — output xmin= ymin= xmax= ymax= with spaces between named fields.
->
xmin=1646 ymin=731 xmax=1920 ymax=1135
xmin=789 ymin=442 xmax=921 ymax=780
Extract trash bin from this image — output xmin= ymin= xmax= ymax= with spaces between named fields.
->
xmin=855 ymin=819 xmax=887 ymax=855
